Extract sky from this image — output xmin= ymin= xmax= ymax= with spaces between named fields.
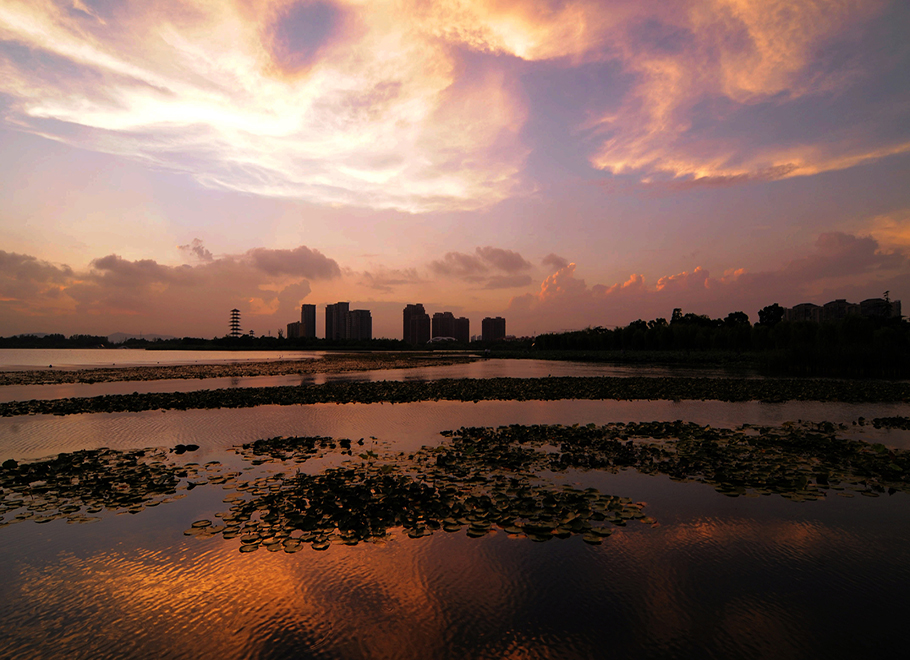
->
xmin=1 ymin=0 xmax=909 ymax=340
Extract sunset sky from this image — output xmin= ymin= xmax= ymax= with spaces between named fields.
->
xmin=2 ymin=0 xmax=909 ymax=339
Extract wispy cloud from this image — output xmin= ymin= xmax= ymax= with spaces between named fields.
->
xmin=585 ymin=0 xmax=907 ymax=184
xmin=0 ymin=0 xmax=529 ymax=212
xmin=1 ymin=0 xmax=903 ymax=216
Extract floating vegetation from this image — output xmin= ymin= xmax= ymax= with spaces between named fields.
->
xmin=448 ymin=421 xmax=910 ymax=500
xmin=234 ymin=435 xmax=356 ymax=464
xmin=4 ymin=420 xmax=907 ymax=551
xmin=870 ymin=416 xmax=910 ymax=430
xmin=0 ymin=446 xmax=221 ymax=527
xmin=4 ymin=376 xmax=910 ymax=417
xmin=186 ymin=434 xmax=649 ymax=553
xmin=0 ymin=353 xmax=480 ymax=387
xmin=183 ymin=419 xmax=909 ymax=554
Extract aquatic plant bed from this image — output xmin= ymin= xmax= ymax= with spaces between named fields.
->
xmin=3 ymin=420 xmax=907 ymax=540
xmin=0 ymin=352 xmax=479 ymax=386
xmin=3 ymin=417 xmax=909 ymax=659
xmin=2 ymin=376 xmax=909 ymax=416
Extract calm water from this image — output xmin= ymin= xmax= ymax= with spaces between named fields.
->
xmin=0 ymin=348 xmax=327 ymax=370
xmin=0 ymin=359 xmax=908 ymax=658
xmin=0 ymin=357 xmax=755 ymax=403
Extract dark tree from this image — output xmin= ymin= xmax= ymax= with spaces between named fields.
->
xmin=758 ymin=303 xmax=784 ymax=327
xmin=724 ymin=311 xmax=750 ymax=327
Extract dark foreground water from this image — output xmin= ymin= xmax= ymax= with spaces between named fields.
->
xmin=1 ymin=378 xmax=908 ymax=658
xmin=2 ymin=470 xmax=907 ymax=660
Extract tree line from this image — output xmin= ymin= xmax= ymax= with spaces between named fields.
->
xmin=534 ymin=306 xmax=907 ymax=353
xmin=0 ymin=334 xmax=112 ymax=349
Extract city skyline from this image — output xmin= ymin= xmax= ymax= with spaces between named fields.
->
xmin=1 ymin=1 xmax=909 ymax=340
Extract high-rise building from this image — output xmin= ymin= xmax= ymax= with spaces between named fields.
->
xmin=403 ymin=304 xmax=430 ymax=344
xmin=482 ymin=317 xmax=506 ymax=342
xmin=454 ymin=317 xmax=470 ymax=344
xmin=431 ymin=310 xmax=469 ymax=343
xmin=287 ymin=304 xmax=317 ymax=339
xmin=326 ymin=302 xmax=350 ymax=340
xmin=301 ymin=304 xmax=316 ymax=338
xmin=348 ymin=309 xmax=372 ymax=340
xmin=326 ymin=302 xmax=372 ymax=340
xmin=432 ymin=311 xmax=456 ymax=339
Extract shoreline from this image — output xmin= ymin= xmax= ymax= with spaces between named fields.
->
xmin=0 ymin=353 xmax=480 ymax=387
xmin=2 ymin=376 xmax=908 ymax=417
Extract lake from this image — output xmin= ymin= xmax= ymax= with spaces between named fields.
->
xmin=0 ymin=348 xmax=328 ymax=370
xmin=0 ymin=355 xmax=758 ymax=403
xmin=0 ymin=352 xmax=908 ymax=659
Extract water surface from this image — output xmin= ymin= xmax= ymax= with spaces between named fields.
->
xmin=0 ymin=348 xmax=327 ymax=370
xmin=0 ymin=358 xmax=908 ymax=659
xmin=0 ymin=357 xmax=756 ymax=403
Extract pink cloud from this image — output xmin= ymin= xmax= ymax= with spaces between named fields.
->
xmin=542 ymin=253 xmax=569 ymax=270
xmin=507 ymin=232 xmax=910 ymax=331
xmin=429 ymin=246 xmax=533 ymax=283
xmin=0 ymin=245 xmax=340 ymax=336
xmin=246 ymin=246 xmax=341 ymax=279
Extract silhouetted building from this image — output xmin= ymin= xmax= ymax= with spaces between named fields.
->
xmin=326 ymin=302 xmax=372 ymax=340
xmin=782 ymin=297 xmax=902 ymax=322
xmin=287 ymin=304 xmax=318 ymax=340
xmin=403 ymin=304 xmax=431 ymax=344
xmin=432 ymin=311 xmax=454 ymax=339
xmin=404 ymin=304 xmax=430 ymax=344
xmin=822 ymin=299 xmax=860 ymax=321
xmin=430 ymin=312 xmax=470 ymax=342
xmin=482 ymin=317 xmax=506 ymax=342
xmin=301 ymin=304 xmax=316 ymax=338
xmin=454 ymin=316 xmax=470 ymax=344
xmin=784 ymin=303 xmax=821 ymax=323
xmin=348 ymin=309 xmax=372 ymax=341
xmin=229 ymin=309 xmax=241 ymax=338
xmin=326 ymin=302 xmax=350 ymax=340
xmin=860 ymin=297 xmax=902 ymax=319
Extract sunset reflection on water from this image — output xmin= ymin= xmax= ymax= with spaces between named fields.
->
xmin=1 ymin=462 xmax=908 ymax=659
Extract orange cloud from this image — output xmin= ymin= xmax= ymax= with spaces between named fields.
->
xmin=865 ymin=209 xmax=910 ymax=252
xmin=655 ymin=267 xmax=709 ymax=292
xmin=0 ymin=0 xmax=904 ymax=211
xmin=0 ymin=0 xmax=530 ymax=212
xmin=588 ymin=0 xmax=904 ymax=183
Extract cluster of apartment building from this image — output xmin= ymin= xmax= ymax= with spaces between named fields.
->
xmin=287 ymin=303 xmax=372 ymax=341
xmin=402 ymin=304 xmax=506 ymax=344
xmin=284 ymin=302 xmax=507 ymax=343
xmin=783 ymin=297 xmax=901 ymax=323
